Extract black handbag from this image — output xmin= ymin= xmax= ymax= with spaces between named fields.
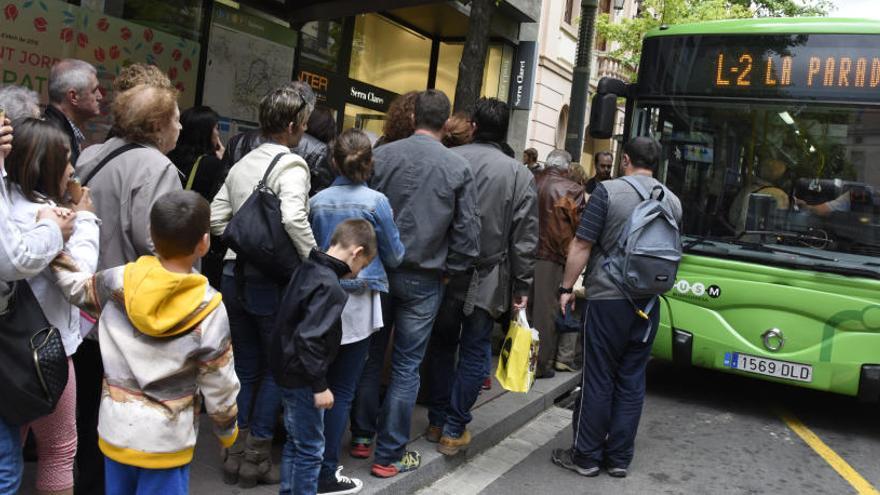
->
xmin=0 ymin=281 xmax=69 ymax=425
xmin=222 ymin=152 xmax=302 ymax=285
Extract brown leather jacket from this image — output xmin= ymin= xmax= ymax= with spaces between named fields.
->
xmin=535 ymin=168 xmax=586 ymax=265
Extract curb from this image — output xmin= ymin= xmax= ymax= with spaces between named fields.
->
xmin=362 ymin=371 xmax=582 ymax=495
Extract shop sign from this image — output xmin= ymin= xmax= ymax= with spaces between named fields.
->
xmin=0 ymin=0 xmax=200 ymax=143
xmin=508 ymin=41 xmax=538 ymax=110
xmin=298 ymin=67 xmax=332 ymax=103
xmin=347 ymin=79 xmax=395 ymax=112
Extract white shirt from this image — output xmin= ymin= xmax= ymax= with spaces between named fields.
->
xmin=8 ymin=186 xmax=100 ymax=355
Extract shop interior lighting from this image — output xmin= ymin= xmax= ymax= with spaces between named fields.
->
xmin=778 ymin=111 xmax=795 ymax=125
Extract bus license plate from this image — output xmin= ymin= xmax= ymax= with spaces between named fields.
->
xmin=723 ymin=352 xmax=813 ymax=383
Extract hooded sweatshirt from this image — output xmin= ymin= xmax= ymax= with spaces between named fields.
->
xmin=51 ymin=255 xmax=240 ymax=469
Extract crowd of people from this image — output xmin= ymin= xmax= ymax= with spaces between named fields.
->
xmin=0 ymin=57 xmax=679 ymax=495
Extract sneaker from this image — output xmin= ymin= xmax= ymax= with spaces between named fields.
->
xmin=425 ymin=425 xmax=442 ymax=443
xmin=370 ymin=451 xmax=421 ymax=478
xmin=607 ymin=467 xmax=628 ymax=478
xmin=349 ymin=437 xmax=373 ymax=459
xmin=551 ymin=448 xmax=599 ymax=477
xmin=482 ymin=377 xmax=492 ymax=390
xmin=437 ymin=430 xmax=471 ymax=456
xmin=318 ymin=466 xmax=363 ymax=495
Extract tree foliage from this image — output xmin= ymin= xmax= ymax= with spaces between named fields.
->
xmin=597 ymin=0 xmax=832 ymax=68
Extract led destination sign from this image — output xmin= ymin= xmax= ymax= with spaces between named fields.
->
xmin=637 ymin=34 xmax=880 ymax=102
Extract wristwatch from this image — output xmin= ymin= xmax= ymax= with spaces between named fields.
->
xmin=557 ymin=286 xmax=573 ymax=296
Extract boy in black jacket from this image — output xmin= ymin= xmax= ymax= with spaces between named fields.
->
xmin=271 ymin=218 xmax=377 ymax=495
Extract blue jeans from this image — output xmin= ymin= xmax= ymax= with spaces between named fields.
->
xmin=572 ymin=299 xmax=659 ymax=469
xmin=320 ymin=337 xmax=370 ymax=480
xmin=280 ymin=387 xmax=325 ymax=495
xmin=426 ymin=295 xmax=495 ymax=437
xmin=221 ymin=264 xmax=283 ymax=440
xmin=0 ymin=416 xmax=22 ymax=494
xmin=350 ymin=270 xmax=444 ymax=464
xmin=104 ymin=457 xmax=188 ymax=495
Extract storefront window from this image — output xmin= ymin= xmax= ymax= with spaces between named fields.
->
xmin=349 ymin=14 xmax=430 ymax=95
xmin=435 ymin=42 xmax=514 ymax=106
xmin=343 ymin=104 xmax=385 ymax=137
xmin=300 ymin=20 xmax=344 ymax=72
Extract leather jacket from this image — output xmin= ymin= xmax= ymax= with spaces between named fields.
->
xmin=535 ymin=168 xmax=586 ymax=265
xmin=293 ymin=133 xmax=335 ymax=196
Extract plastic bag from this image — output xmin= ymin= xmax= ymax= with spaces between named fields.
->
xmin=495 ymin=310 xmax=540 ymax=393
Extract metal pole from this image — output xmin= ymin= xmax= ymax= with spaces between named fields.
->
xmin=564 ymin=0 xmax=599 ymax=161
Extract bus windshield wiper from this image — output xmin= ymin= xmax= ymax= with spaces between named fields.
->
xmin=733 ymin=240 xmax=838 ymax=262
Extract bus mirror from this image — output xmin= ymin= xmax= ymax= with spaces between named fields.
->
xmin=589 ymin=93 xmax=618 ymax=139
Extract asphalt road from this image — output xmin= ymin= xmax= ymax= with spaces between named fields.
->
xmin=422 ymin=360 xmax=880 ymax=495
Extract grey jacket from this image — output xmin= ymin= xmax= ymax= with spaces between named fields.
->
xmin=77 ymin=137 xmax=183 ymax=270
xmin=451 ymin=143 xmax=538 ymax=318
xmin=370 ymin=133 xmax=480 ymax=274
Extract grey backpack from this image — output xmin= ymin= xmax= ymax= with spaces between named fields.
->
xmin=602 ymin=176 xmax=682 ymax=327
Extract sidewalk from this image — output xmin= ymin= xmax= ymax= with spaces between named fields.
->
xmin=188 ymin=369 xmax=580 ymax=495
xmin=21 ymin=370 xmax=580 ymax=494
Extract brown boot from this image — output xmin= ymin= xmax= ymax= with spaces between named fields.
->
xmin=239 ymin=435 xmax=280 ymax=488
xmin=222 ymin=427 xmax=248 ymax=485
xmin=425 ymin=425 xmax=442 ymax=443
xmin=437 ymin=430 xmax=471 ymax=456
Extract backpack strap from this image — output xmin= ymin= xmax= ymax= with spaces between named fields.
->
xmin=185 ymin=155 xmax=206 ymax=191
xmin=621 ymin=175 xmax=668 ymax=202
xmin=81 ymin=142 xmax=145 ymax=186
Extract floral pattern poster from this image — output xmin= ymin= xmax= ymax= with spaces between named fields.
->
xmin=0 ymin=0 xmax=200 ymax=143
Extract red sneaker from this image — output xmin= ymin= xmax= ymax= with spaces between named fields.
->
xmin=371 ymin=451 xmax=421 ymax=478
xmin=482 ymin=377 xmax=492 ymax=391
xmin=350 ymin=437 xmax=372 ymax=459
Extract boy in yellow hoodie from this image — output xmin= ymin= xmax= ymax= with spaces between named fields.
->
xmin=52 ymin=190 xmax=240 ymax=495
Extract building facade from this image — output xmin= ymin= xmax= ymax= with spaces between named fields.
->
xmin=525 ymin=0 xmax=638 ymax=174
xmin=1 ymin=0 xmax=539 ymax=145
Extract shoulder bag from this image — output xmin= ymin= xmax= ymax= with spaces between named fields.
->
xmin=222 ymin=152 xmax=302 ymax=285
xmin=0 ymin=281 xmax=69 ymax=425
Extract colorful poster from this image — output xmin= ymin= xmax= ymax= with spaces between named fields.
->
xmin=0 ymin=0 xmax=200 ymax=143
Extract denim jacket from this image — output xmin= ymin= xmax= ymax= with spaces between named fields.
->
xmin=309 ymin=177 xmax=405 ymax=292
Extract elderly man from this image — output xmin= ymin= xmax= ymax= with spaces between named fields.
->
xmin=585 ymin=151 xmax=614 ymax=194
xmin=44 ymin=59 xmax=103 ymax=167
xmin=528 ymin=149 xmax=586 ymax=378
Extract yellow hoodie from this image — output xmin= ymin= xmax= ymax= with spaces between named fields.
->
xmin=51 ymin=255 xmax=239 ymax=469
xmin=124 ymin=256 xmax=222 ymax=337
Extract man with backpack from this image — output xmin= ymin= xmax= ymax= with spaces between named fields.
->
xmin=554 ymin=137 xmax=682 ymax=478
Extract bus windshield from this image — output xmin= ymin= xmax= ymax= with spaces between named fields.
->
xmin=632 ymin=100 xmax=880 ymax=266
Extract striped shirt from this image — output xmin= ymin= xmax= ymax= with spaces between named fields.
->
xmin=575 ymin=183 xmax=609 ymax=243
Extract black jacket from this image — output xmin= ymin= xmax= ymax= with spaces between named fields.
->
xmin=293 ymin=133 xmax=334 ymax=196
xmin=270 ymin=249 xmax=350 ymax=392
xmin=44 ymin=105 xmax=82 ymax=167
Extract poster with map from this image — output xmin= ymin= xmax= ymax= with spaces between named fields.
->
xmin=203 ymin=3 xmax=297 ymax=124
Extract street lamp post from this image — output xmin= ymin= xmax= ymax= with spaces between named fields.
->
xmin=563 ymin=0 xmax=599 ymax=162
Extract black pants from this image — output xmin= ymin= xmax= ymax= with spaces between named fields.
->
xmin=73 ymin=339 xmax=104 ymax=495
xmin=572 ymin=298 xmax=659 ymax=470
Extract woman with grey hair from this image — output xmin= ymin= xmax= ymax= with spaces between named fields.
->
xmin=210 ymin=82 xmax=316 ymax=488
xmin=0 ymin=85 xmax=41 ymax=122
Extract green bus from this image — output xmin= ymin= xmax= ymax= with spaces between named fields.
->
xmin=589 ymin=18 xmax=880 ymax=400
